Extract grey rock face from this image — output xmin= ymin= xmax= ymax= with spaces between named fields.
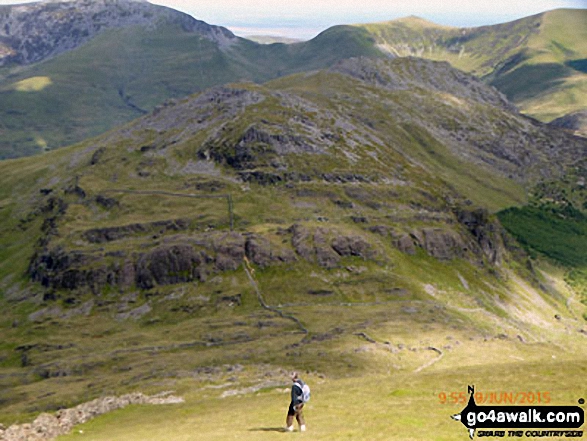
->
xmin=136 ymin=244 xmax=209 ymax=289
xmin=416 ymin=228 xmax=466 ymax=260
xmin=28 ymin=222 xmax=377 ymax=293
xmin=331 ymin=234 xmax=372 ymax=258
xmin=389 ymin=208 xmax=507 ymax=264
xmin=0 ymin=0 xmax=236 ymax=66
xmin=314 ymin=228 xmax=341 ymax=269
xmin=331 ymin=57 xmax=516 ymax=112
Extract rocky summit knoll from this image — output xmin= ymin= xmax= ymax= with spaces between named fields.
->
xmin=0 ymin=56 xmax=586 ymax=422
xmin=0 ymin=0 xmax=235 ymax=66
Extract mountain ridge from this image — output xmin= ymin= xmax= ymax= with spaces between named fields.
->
xmin=0 ymin=2 xmax=584 ymax=160
xmin=0 ymin=0 xmax=236 ymax=66
xmin=358 ymin=8 xmax=587 ymax=122
xmin=0 ymin=3 xmax=381 ymax=159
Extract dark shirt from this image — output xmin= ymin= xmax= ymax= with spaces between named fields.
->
xmin=291 ymin=379 xmax=306 ymax=406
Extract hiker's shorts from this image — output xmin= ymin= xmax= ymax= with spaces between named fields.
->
xmin=288 ymin=402 xmax=304 ymax=416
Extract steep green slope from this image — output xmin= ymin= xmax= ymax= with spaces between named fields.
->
xmin=0 ymin=21 xmax=380 ymax=160
xmin=0 ymin=58 xmax=585 ymax=423
xmin=497 ymin=162 xmax=587 ymax=308
xmin=359 ymin=9 xmax=587 ymax=122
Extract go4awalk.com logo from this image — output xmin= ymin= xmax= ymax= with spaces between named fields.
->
xmin=451 ymin=386 xmax=585 ymax=439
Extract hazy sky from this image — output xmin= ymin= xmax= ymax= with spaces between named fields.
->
xmin=2 ymin=0 xmax=586 ymax=39
xmin=152 ymin=0 xmax=586 ymax=38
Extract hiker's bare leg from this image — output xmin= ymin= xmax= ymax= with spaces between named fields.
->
xmin=296 ymin=404 xmax=306 ymax=431
xmin=296 ymin=409 xmax=305 ymax=426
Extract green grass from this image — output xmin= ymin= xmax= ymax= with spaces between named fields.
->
xmin=489 ymin=63 xmax=573 ymax=103
xmin=358 ymin=8 xmax=587 ymax=122
xmin=54 ymin=357 xmax=587 ymax=441
xmin=0 ymin=24 xmax=381 ymax=160
xmin=498 ymin=205 xmax=587 ymax=267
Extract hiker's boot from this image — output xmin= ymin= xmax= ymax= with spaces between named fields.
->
xmin=286 ymin=426 xmax=294 ymax=432
xmin=300 ymin=425 xmax=306 ymax=432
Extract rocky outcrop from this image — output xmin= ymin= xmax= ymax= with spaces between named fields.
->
xmin=29 ymin=246 xmax=137 ymax=294
xmin=331 ymin=234 xmax=372 ymax=258
xmin=387 ymin=208 xmax=507 ymax=264
xmin=83 ymin=218 xmax=191 ymax=243
xmin=244 ymin=234 xmax=296 ymax=267
xmin=289 ymin=224 xmax=373 ymax=269
xmin=314 ymin=228 xmax=341 ymax=269
xmin=0 ymin=392 xmax=183 ymax=441
xmin=28 ymin=300 xmax=94 ymax=323
xmin=0 ymin=0 xmax=236 ymax=66
xmin=211 ymin=232 xmax=244 ymax=271
xmin=136 ymin=244 xmax=210 ymax=289
xmin=202 ymin=124 xmax=326 ymax=171
xmin=411 ymin=228 xmax=467 ymax=260
xmin=456 ymin=207 xmax=505 ymax=264
xmin=29 ymin=224 xmax=376 ymax=293
xmin=393 ymin=233 xmax=417 ymax=255
xmin=290 ymin=224 xmax=314 ymax=262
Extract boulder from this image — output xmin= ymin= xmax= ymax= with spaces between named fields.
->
xmin=331 ymin=234 xmax=372 ymax=258
xmin=213 ymin=232 xmax=245 ymax=271
xmin=314 ymin=228 xmax=340 ymax=269
xmin=136 ymin=244 xmax=207 ymax=289
xmin=394 ymin=234 xmax=416 ymax=255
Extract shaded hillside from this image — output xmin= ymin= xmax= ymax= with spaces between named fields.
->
xmin=549 ymin=109 xmax=587 ymax=137
xmin=359 ymin=9 xmax=587 ymax=122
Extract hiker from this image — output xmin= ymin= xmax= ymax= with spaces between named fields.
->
xmin=286 ymin=371 xmax=309 ymax=432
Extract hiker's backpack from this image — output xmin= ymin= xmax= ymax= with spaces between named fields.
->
xmin=295 ymin=382 xmax=311 ymax=403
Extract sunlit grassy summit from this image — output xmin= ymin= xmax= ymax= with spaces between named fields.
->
xmin=359 ymin=8 xmax=587 ymax=122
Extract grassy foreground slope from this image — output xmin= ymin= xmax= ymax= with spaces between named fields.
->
xmin=0 ymin=58 xmax=585 ymax=434
xmin=359 ymin=9 xmax=587 ymax=122
xmin=55 ymin=358 xmax=586 ymax=441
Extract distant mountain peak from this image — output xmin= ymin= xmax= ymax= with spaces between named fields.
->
xmin=373 ymin=15 xmax=455 ymax=29
xmin=0 ymin=0 xmax=236 ymax=66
